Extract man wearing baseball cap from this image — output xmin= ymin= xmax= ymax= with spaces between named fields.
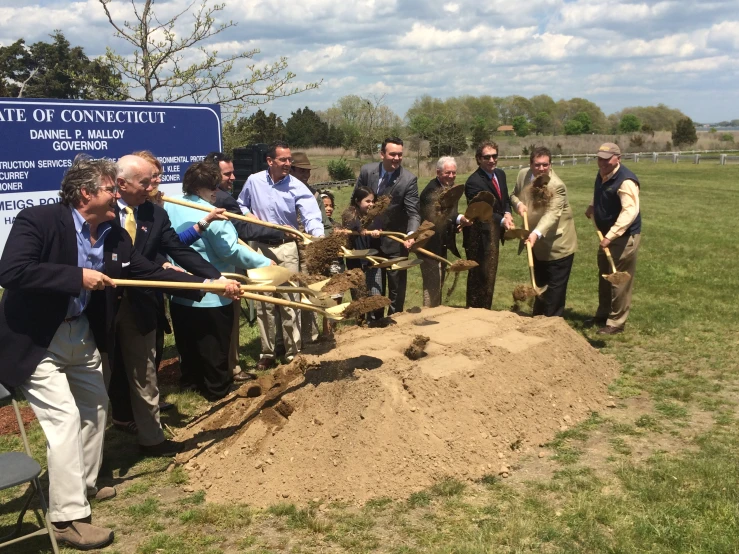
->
xmin=584 ymin=143 xmax=641 ymax=335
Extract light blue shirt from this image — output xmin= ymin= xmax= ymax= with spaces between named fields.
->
xmin=237 ymin=170 xmax=324 ymax=237
xmin=164 ymin=194 xmax=271 ymax=308
xmin=66 ymin=208 xmax=111 ymax=318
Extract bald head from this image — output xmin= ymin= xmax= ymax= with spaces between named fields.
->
xmin=117 ymin=154 xmax=154 ymax=207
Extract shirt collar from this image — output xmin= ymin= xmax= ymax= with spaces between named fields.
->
xmin=70 ymin=207 xmax=111 ymax=238
xmin=483 ymin=169 xmax=495 ymax=180
xmin=117 ymin=198 xmax=132 ymax=212
xmin=603 ymin=163 xmax=621 ymax=181
xmin=266 ymin=171 xmax=290 ymax=187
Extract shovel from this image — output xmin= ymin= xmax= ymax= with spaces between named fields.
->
xmin=437 ymin=184 xmax=465 ymax=211
xmin=591 ymin=218 xmax=632 ymax=285
xmin=522 ymin=213 xmax=548 ymax=297
xmin=504 ymin=228 xmax=529 ymax=240
xmin=240 ymin=291 xmax=348 ymax=320
xmin=340 ymin=247 xmax=379 ymax=258
xmin=366 ymin=256 xmax=421 ymax=271
xmin=464 ymin=201 xmax=494 ymax=223
xmin=162 ymin=196 xmax=315 ymax=244
xmin=385 ymin=235 xmax=477 ymax=273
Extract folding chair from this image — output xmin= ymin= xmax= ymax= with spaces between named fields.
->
xmin=0 ymin=383 xmax=59 ymax=553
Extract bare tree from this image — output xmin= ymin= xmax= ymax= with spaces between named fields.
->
xmin=98 ymin=0 xmax=320 ymax=110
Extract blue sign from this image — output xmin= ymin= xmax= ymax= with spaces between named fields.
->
xmin=0 ymin=98 xmax=222 ymax=255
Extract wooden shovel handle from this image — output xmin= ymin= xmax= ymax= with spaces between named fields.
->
xmin=591 ymin=218 xmax=618 ymax=274
xmin=522 ymin=212 xmax=538 ymax=285
xmin=385 ymin=234 xmax=450 ymax=266
xmin=112 ymin=278 xmax=227 ymax=291
xmin=162 ymin=196 xmax=312 ymax=243
xmin=239 ymin=291 xmax=328 ymax=316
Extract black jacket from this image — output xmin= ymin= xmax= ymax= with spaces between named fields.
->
xmin=114 ymin=201 xmax=221 ymax=335
xmin=463 ymin=167 xmax=510 ymax=248
xmin=0 ymin=202 xmax=206 ymax=388
xmin=419 ymin=178 xmax=461 ymax=259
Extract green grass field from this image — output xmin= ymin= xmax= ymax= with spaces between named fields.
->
xmin=2 ymin=162 xmax=739 ymax=553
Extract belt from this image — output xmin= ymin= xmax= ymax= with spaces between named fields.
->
xmin=259 ymin=238 xmax=295 ymax=246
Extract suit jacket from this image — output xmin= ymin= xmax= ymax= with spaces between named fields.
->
xmin=510 ymin=168 xmax=577 ymax=261
xmin=0 ymin=202 xmax=207 ymax=388
xmin=214 ymin=188 xmax=284 ymax=243
xmin=463 ymin=167 xmax=510 ymax=249
xmin=114 ymin=201 xmax=221 ymax=335
xmin=355 ymin=163 xmax=421 ymax=257
xmin=419 ymin=178 xmax=461 ymax=259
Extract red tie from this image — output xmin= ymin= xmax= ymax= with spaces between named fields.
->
xmin=491 ymin=173 xmax=501 ymax=198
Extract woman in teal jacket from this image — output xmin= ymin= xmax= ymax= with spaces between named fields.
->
xmin=165 ymin=162 xmax=271 ymax=401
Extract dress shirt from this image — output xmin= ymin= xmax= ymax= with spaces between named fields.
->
xmin=483 ymin=169 xmax=512 ymax=225
xmin=237 ymin=171 xmax=324 ymax=237
xmin=66 ymin=207 xmax=111 ymax=318
xmin=590 ymin=164 xmax=640 ymax=240
xmin=117 ymin=198 xmax=136 ymax=228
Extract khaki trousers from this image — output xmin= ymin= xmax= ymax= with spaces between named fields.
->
xmin=255 ymin=241 xmax=301 ymax=360
xmin=19 ymin=315 xmax=107 ymax=522
xmin=114 ymin=296 xmax=165 ymax=446
xmin=420 ymin=258 xmax=446 ymax=308
xmin=597 ymin=233 xmax=640 ymax=328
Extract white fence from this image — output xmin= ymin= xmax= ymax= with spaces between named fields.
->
xmin=497 ymin=149 xmax=739 ymax=171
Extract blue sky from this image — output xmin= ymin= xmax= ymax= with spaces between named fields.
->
xmin=1 ymin=0 xmax=737 ymax=123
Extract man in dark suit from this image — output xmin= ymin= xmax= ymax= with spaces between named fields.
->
xmin=355 ymin=137 xmax=421 ymax=319
xmin=463 ymin=141 xmax=515 ymax=309
xmin=107 ymin=155 xmax=222 ymax=457
xmin=419 ymin=156 xmax=471 ymax=307
xmin=0 ymin=157 xmax=237 ymax=550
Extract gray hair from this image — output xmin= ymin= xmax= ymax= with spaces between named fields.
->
xmin=436 ymin=156 xmax=457 ymax=171
xmin=59 ymin=154 xmax=118 ymax=206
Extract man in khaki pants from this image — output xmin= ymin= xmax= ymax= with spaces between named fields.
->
xmin=511 ymin=146 xmax=577 ymax=317
xmin=585 ymin=143 xmax=641 ymax=335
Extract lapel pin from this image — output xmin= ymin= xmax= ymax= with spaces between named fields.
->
xmin=112 ymin=254 xmax=118 ymax=261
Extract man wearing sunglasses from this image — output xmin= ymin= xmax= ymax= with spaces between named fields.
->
xmin=463 ymin=141 xmax=514 ymax=309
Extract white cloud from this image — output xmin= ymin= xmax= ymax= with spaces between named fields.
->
xmin=1 ymin=0 xmax=738 ymax=121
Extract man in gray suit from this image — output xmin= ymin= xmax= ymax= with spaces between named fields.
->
xmin=355 ymin=137 xmax=420 ymax=319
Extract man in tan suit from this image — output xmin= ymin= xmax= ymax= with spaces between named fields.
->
xmin=511 ymin=146 xmax=577 ymax=316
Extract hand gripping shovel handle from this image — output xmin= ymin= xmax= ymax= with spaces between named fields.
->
xmin=591 ymin=217 xmax=618 ymax=274
xmin=162 ymin=196 xmax=313 ymax=244
xmin=523 ymin=213 xmax=547 ymax=296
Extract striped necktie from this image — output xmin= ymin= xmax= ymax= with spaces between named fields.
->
xmin=124 ymin=206 xmax=137 ymax=242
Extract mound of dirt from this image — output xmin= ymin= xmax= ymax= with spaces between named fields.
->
xmin=176 ymin=307 xmax=619 ymax=506
xmin=449 ymin=259 xmax=478 ymax=273
xmin=404 ymin=335 xmax=430 ymax=360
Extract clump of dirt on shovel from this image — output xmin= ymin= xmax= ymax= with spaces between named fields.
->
xmin=404 ymin=335 xmax=430 ymax=360
xmin=343 ymin=295 xmax=391 ymax=319
xmin=304 ymin=233 xmax=349 ymax=275
xmin=531 ymin=174 xmax=553 ymax=209
xmin=448 ymin=259 xmax=478 ymax=273
xmin=435 ymin=185 xmax=464 ymax=216
xmin=288 ymin=273 xmax=326 ymax=285
xmin=361 ymin=194 xmax=391 ymax=229
xmin=409 ymin=220 xmax=435 ymax=240
xmin=512 ymin=284 xmax=537 ymax=302
xmin=322 ymin=269 xmax=367 ymax=295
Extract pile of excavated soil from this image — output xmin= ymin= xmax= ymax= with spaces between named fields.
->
xmin=176 ymin=307 xmax=619 ymax=506
xmin=322 ymin=269 xmax=366 ymax=296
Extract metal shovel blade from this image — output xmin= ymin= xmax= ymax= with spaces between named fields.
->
xmin=464 ymin=202 xmax=494 ymax=223
xmin=602 ymin=272 xmax=631 ymax=285
xmin=391 ymin=258 xmax=423 ymax=271
xmin=504 ymin=228 xmax=529 ymax=240
xmin=368 ymin=256 xmax=406 ymax=269
xmin=246 ymin=266 xmax=292 ymax=286
xmin=342 ymin=248 xmax=379 ymax=258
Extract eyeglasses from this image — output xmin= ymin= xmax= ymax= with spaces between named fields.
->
xmin=481 ymin=154 xmax=498 ymax=161
xmin=100 ymin=186 xmax=118 ymax=195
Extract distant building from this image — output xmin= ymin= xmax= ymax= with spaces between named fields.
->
xmin=497 ymin=124 xmax=514 ymax=136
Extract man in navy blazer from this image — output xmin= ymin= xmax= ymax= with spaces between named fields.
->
xmin=355 ymin=137 xmax=420 ymax=319
xmin=0 ymin=157 xmax=238 ymax=550
xmin=107 ymin=155 xmax=222 ymax=458
xmin=463 ymin=141 xmax=515 ymax=309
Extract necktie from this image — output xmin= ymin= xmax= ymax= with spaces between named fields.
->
xmin=377 ymin=172 xmax=390 ymax=196
xmin=491 ymin=173 xmax=502 ymax=199
xmin=124 ymin=206 xmax=137 ymax=242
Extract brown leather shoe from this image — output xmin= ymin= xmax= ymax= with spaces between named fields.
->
xmin=233 ymin=370 xmax=257 ymax=383
xmin=597 ymin=325 xmax=624 ymax=335
xmin=88 ymin=486 xmax=116 ymax=502
xmin=256 ymin=357 xmax=275 ymax=371
xmin=53 ymin=520 xmax=114 ymax=550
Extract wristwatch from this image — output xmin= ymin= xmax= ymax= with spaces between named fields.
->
xmin=198 ymin=219 xmax=210 ymax=231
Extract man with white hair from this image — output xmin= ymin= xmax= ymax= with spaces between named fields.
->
xmin=418 ymin=156 xmax=471 ymax=307
xmin=108 ymin=155 xmax=222 ymax=457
